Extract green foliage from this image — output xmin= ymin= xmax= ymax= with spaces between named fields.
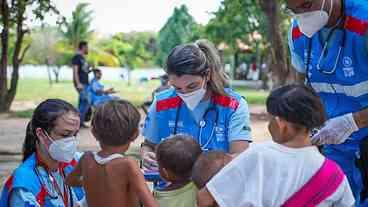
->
xmin=100 ymin=32 xmax=158 ymax=69
xmin=61 ymin=3 xmax=94 ymax=49
xmin=156 ymin=5 xmax=201 ymax=66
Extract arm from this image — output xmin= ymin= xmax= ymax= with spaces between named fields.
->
xmin=127 ymin=159 xmax=159 ymax=207
xmin=354 ymin=108 xmax=368 ymax=129
xmin=228 ymin=98 xmax=252 ymax=155
xmin=140 ymin=99 xmax=160 ymax=170
xmin=197 ymin=188 xmax=218 ymax=207
xmin=73 ymin=65 xmax=83 ymax=91
xmin=230 ymin=141 xmax=249 ymax=155
xmin=9 ymin=188 xmax=41 ymax=207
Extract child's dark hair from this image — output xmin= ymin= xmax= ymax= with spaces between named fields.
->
xmin=192 ymin=151 xmax=232 ymax=189
xmin=156 ymin=135 xmax=202 ymax=179
xmin=92 ymin=100 xmax=140 ymax=146
xmin=165 ymin=39 xmax=229 ymax=95
xmin=266 ymin=84 xmax=326 ymax=131
xmin=23 ymin=99 xmax=78 ymax=162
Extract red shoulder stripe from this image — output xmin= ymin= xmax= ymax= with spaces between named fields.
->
xmin=156 ymin=96 xmax=182 ymax=112
xmin=36 ymin=186 xmax=47 ymax=206
xmin=4 ymin=176 xmax=13 ymax=190
xmin=344 ymin=16 xmax=368 ymax=36
xmin=212 ymin=94 xmax=239 ymax=110
xmin=292 ymin=26 xmax=303 ymax=40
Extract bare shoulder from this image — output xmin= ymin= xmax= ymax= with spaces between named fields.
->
xmin=110 ymin=156 xmax=140 ymax=173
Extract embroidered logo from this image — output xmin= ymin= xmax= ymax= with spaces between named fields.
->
xmin=342 ymin=56 xmax=355 ymax=77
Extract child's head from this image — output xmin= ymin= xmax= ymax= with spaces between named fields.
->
xmin=91 ymin=100 xmax=140 ymax=149
xmin=93 ymin=69 xmax=102 ymax=80
xmin=156 ymin=135 xmax=202 ymax=182
xmin=192 ymin=151 xmax=232 ymax=189
xmin=266 ymin=84 xmax=326 ymax=145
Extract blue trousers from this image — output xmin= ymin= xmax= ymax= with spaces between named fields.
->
xmin=324 ymin=141 xmax=366 ymax=206
xmin=78 ymin=86 xmax=90 ymax=123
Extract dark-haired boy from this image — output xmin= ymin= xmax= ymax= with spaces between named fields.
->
xmin=154 ymin=135 xmax=202 ymax=207
xmin=192 ymin=151 xmax=232 ymax=190
xmin=66 ymin=100 xmax=158 ymax=207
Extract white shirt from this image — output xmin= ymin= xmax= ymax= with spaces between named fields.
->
xmin=207 ymin=141 xmax=355 ymax=207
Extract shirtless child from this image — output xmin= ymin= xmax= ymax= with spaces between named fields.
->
xmin=66 ymin=100 xmax=158 ymax=207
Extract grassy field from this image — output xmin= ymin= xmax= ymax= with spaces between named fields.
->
xmin=12 ymin=78 xmax=269 ymax=118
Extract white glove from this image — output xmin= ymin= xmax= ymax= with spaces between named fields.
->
xmin=141 ymin=151 xmax=159 ymax=171
xmin=311 ymin=113 xmax=359 ymax=145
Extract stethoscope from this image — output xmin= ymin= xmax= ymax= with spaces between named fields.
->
xmin=34 ymin=166 xmax=74 ymax=207
xmin=173 ymin=100 xmax=219 ymax=150
xmin=305 ymin=0 xmax=346 ymax=77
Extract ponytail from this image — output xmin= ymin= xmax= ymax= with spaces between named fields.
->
xmin=22 ymin=122 xmax=38 ymax=162
xmin=195 ymin=39 xmax=229 ymax=95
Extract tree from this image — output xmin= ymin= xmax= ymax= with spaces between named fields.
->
xmin=157 ymin=5 xmax=201 ymax=66
xmin=0 ymin=0 xmax=59 ymax=112
xmin=259 ymin=0 xmax=296 ymax=87
xmin=62 ymin=3 xmax=93 ymax=49
xmin=206 ymin=0 xmax=295 ymax=88
xmin=102 ymin=32 xmax=158 ymax=85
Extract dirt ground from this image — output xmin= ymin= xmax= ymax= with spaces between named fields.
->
xmin=0 ymin=104 xmax=271 ymax=188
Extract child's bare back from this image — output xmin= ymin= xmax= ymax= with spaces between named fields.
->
xmin=66 ymin=100 xmax=158 ymax=207
xmin=80 ymin=153 xmax=142 ymax=207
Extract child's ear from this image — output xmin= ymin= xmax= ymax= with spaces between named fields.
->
xmin=161 ymin=167 xmax=172 ymax=181
xmin=129 ymin=129 xmax=139 ymax=142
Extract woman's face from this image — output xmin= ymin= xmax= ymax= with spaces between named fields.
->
xmin=169 ymin=74 xmax=207 ymax=94
xmin=37 ymin=111 xmax=80 ymax=147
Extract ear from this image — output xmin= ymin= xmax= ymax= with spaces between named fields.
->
xmin=35 ymin=128 xmax=50 ymax=147
xmin=129 ymin=129 xmax=139 ymax=142
xmin=275 ymin=117 xmax=288 ymax=134
xmin=161 ymin=167 xmax=172 ymax=181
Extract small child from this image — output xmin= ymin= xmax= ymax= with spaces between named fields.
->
xmin=154 ymin=135 xmax=202 ymax=207
xmin=191 ymin=151 xmax=232 ymax=190
xmin=66 ymin=100 xmax=158 ymax=207
xmin=197 ymin=84 xmax=355 ymax=207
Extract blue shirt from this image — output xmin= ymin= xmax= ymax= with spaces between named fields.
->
xmin=143 ymin=94 xmax=252 ymax=145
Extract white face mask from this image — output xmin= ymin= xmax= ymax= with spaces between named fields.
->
xmin=295 ymin=0 xmax=333 ymax=38
xmin=177 ymin=79 xmax=207 ymax=111
xmin=45 ymin=131 xmax=77 ymax=163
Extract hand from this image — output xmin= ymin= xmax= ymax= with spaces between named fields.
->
xmin=77 ymin=83 xmax=84 ymax=91
xmin=141 ymin=151 xmax=158 ymax=171
xmin=311 ymin=113 xmax=359 ymax=145
xmin=106 ymin=88 xmax=115 ymax=94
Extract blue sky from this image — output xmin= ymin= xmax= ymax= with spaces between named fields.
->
xmin=42 ymin=0 xmax=222 ymax=35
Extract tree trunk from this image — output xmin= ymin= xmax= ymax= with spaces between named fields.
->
xmin=0 ymin=0 xmax=27 ymax=112
xmin=259 ymin=0 xmax=295 ymax=88
xmin=0 ymin=0 xmax=10 ymax=112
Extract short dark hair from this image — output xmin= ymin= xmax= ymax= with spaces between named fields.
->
xmin=91 ymin=100 xmax=140 ymax=146
xmin=156 ymin=135 xmax=202 ymax=179
xmin=192 ymin=151 xmax=232 ymax=189
xmin=78 ymin=41 xmax=88 ymax=50
xmin=266 ymin=84 xmax=326 ymax=131
xmin=92 ymin=69 xmax=102 ymax=75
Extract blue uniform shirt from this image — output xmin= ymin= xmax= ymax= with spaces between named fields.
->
xmin=143 ymin=91 xmax=252 ymax=147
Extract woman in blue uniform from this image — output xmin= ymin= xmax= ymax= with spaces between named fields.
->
xmin=0 ymin=99 xmax=83 ymax=206
xmin=287 ymin=0 xmax=368 ymax=205
xmin=140 ymin=39 xmax=252 ymax=170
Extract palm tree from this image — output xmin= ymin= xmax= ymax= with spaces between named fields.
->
xmin=62 ymin=3 xmax=94 ymax=49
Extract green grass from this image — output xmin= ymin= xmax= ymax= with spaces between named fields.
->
xmin=11 ymin=78 xmax=268 ymax=118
